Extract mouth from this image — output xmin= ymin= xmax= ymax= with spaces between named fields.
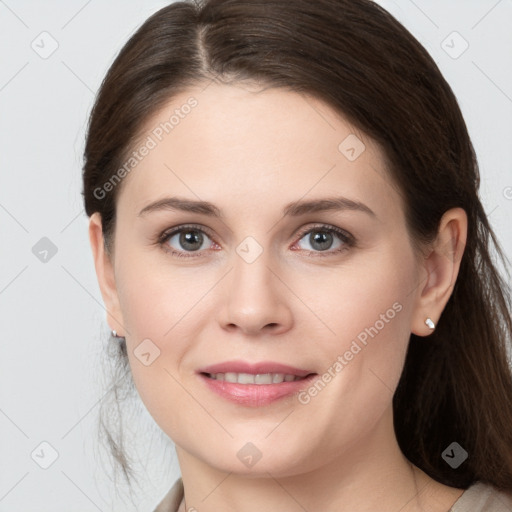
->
xmin=201 ymin=371 xmax=311 ymax=384
xmin=196 ymin=360 xmax=318 ymax=406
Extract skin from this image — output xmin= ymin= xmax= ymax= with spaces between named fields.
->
xmin=89 ymin=82 xmax=468 ymax=511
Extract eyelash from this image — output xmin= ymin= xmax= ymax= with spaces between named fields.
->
xmin=156 ymin=223 xmax=355 ymax=259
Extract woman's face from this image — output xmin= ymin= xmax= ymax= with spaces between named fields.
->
xmin=93 ymin=82 xmax=430 ymax=477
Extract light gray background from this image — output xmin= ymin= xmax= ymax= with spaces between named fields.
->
xmin=1 ymin=1 xmax=511 ymax=511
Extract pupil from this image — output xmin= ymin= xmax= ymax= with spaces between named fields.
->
xmin=180 ymin=230 xmax=203 ymax=251
xmin=311 ymin=231 xmax=332 ymax=251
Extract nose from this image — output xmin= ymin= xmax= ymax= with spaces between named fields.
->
xmin=216 ymin=247 xmax=294 ymax=336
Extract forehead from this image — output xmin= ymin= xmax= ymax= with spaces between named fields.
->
xmin=117 ymin=83 xmax=401 ymax=221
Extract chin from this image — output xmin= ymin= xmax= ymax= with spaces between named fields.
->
xmin=195 ymin=438 xmax=315 ymax=478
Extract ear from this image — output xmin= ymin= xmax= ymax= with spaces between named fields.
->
xmin=88 ymin=212 xmax=127 ymax=336
xmin=411 ymin=207 xmax=468 ymax=337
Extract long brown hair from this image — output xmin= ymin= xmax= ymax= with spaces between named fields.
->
xmin=83 ymin=0 xmax=512 ymax=491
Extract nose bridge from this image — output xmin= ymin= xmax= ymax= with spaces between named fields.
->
xmin=231 ymin=236 xmax=277 ymax=309
xmin=233 ymin=237 xmax=273 ymax=295
xmin=218 ymin=234 xmax=293 ymax=334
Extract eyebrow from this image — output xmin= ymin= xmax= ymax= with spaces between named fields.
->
xmin=137 ymin=196 xmax=376 ymax=218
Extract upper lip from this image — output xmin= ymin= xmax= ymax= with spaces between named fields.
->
xmin=198 ymin=360 xmax=315 ymax=378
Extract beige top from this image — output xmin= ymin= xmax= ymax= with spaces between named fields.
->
xmin=153 ymin=478 xmax=512 ymax=512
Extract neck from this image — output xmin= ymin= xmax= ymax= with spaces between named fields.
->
xmin=174 ymin=407 xmax=459 ymax=512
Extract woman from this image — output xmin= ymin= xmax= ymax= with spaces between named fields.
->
xmin=83 ymin=0 xmax=512 ymax=510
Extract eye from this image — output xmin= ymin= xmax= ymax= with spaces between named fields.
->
xmin=158 ymin=224 xmax=217 ymax=258
xmin=292 ymin=224 xmax=354 ymax=256
xmin=157 ymin=223 xmax=355 ymax=259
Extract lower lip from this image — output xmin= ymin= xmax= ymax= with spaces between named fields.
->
xmin=198 ymin=373 xmax=318 ymax=407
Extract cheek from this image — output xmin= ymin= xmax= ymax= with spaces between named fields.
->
xmin=293 ymin=246 xmax=415 ymax=346
xmin=297 ymin=247 xmax=417 ymax=402
xmin=115 ymin=249 xmax=209 ymax=341
xmin=114 ymin=256 xmax=219 ymax=428
xmin=283 ymin=256 xmax=416 ymax=462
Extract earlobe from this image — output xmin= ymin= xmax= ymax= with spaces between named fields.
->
xmin=411 ymin=207 xmax=468 ymax=337
xmin=88 ymin=213 xmax=126 ymax=336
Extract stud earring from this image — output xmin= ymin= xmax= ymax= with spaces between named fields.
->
xmin=111 ymin=330 xmax=124 ymax=339
xmin=424 ymin=318 xmax=435 ymax=330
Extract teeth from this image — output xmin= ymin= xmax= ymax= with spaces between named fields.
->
xmin=208 ymin=372 xmax=303 ymax=384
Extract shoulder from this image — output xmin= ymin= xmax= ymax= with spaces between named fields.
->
xmin=451 ymin=482 xmax=512 ymax=512
xmin=153 ymin=477 xmax=184 ymax=512
xmin=152 ymin=478 xmax=512 ymax=512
